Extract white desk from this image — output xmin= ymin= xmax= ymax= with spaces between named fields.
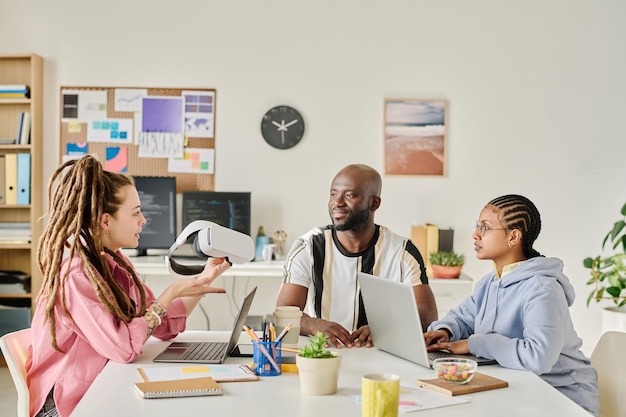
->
xmin=71 ymin=331 xmax=591 ymax=417
xmin=128 ymin=255 xmax=286 ymax=279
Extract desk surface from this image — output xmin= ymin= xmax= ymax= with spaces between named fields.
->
xmin=129 ymin=256 xmax=285 ymax=277
xmin=71 ymin=332 xmax=591 ymax=417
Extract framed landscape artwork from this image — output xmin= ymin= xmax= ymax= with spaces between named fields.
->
xmin=384 ymin=99 xmax=448 ymax=176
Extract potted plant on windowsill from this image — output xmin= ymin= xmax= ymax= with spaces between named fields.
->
xmin=583 ymin=201 xmax=626 ymax=332
xmin=295 ymin=331 xmax=342 ymax=395
xmin=429 ymin=251 xmax=465 ymax=279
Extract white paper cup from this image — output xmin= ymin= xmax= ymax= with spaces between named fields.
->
xmin=273 ymin=306 xmax=302 ymax=348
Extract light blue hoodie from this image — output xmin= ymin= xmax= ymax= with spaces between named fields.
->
xmin=428 ymin=256 xmax=599 ymax=416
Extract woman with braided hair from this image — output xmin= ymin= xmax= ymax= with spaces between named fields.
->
xmin=26 ymin=155 xmax=231 ymax=417
xmin=423 ymin=194 xmax=599 ymax=415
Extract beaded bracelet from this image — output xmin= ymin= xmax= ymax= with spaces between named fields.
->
xmin=150 ymin=309 xmax=162 ymax=326
xmin=152 ymin=300 xmax=167 ymax=317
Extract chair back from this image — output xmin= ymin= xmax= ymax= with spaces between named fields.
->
xmin=0 ymin=328 xmax=32 ymax=417
xmin=590 ymin=330 xmax=626 ymax=417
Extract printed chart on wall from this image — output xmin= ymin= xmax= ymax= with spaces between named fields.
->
xmin=59 ymin=86 xmax=216 ymax=192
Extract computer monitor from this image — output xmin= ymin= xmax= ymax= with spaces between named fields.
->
xmin=133 ymin=176 xmax=177 ymax=256
xmin=181 ymin=191 xmax=251 ymax=236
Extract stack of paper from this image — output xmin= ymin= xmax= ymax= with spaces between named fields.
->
xmin=0 ymin=84 xmax=30 ymax=98
xmin=0 ymin=223 xmax=31 ymax=243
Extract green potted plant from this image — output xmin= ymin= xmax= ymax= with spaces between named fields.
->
xmin=583 ymin=202 xmax=626 ymax=331
xmin=295 ymin=331 xmax=342 ymax=395
xmin=429 ymin=251 xmax=465 ymax=279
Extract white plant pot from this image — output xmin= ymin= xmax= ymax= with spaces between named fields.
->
xmin=295 ymin=354 xmax=342 ymax=395
xmin=601 ymin=306 xmax=626 ymax=334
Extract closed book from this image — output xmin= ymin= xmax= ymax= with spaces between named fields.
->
xmin=4 ymin=153 xmax=17 ymax=205
xmin=134 ymin=376 xmax=223 ymax=399
xmin=15 ymin=112 xmax=24 ymax=145
xmin=19 ymin=112 xmax=31 ymax=145
xmin=0 ymin=84 xmax=29 ymax=91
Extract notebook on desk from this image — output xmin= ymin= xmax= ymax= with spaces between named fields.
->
xmin=357 ymin=272 xmax=497 ymax=368
xmin=153 ymin=287 xmax=257 ymax=364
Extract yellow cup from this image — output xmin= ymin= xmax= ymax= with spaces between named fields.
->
xmin=361 ymin=373 xmax=400 ymax=417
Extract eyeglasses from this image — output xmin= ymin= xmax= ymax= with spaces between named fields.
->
xmin=474 ymin=222 xmax=509 ymax=237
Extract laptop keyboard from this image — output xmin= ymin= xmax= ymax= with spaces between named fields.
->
xmin=427 ymin=350 xmax=454 ymax=361
xmin=179 ymin=342 xmax=228 ymax=361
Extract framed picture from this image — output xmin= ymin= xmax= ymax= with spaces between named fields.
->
xmin=384 ymin=99 xmax=448 ymax=176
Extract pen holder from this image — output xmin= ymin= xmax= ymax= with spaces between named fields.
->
xmin=252 ymin=341 xmax=282 ymax=376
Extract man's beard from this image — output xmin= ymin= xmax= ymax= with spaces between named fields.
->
xmin=332 ymin=208 xmax=370 ymax=232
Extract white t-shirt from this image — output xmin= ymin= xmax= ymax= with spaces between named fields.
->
xmin=282 ymin=225 xmax=428 ymax=331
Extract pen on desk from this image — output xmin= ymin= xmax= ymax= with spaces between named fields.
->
xmin=275 ymin=322 xmax=292 ymax=342
xmin=278 ymin=347 xmax=300 ymax=353
xmin=399 ymin=400 xmax=418 ymax=406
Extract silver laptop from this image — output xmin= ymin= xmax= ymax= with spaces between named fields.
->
xmin=153 ymin=287 xmax=256 ymax=363
xmin=357 ymin=272 xmax=497 ymax=368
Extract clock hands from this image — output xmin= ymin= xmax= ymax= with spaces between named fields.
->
xmin=283 ymin=119 xmax=299 ymax=129
xmin=272 ymin=119 xmax=299 ymax=132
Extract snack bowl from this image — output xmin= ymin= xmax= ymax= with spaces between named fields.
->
xmin=432 ymin=358 xmax=477 ymax=384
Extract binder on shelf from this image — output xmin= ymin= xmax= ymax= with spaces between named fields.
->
xmin=4 ymin=153 xmax=17 ymax=205
xmin=16 ymin=153 xmax=31 ymax=205
xmin=134 ymin=377 xmax=223 ymax=399
xmin=0 ymin=155 xmax=5 ymax=205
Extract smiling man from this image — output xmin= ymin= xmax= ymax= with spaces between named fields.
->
xmin=275 ymin=164 xmax=438 ymax=348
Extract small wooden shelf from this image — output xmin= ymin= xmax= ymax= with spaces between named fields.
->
xmin=0 ymin=54 xmax=43 ymax=315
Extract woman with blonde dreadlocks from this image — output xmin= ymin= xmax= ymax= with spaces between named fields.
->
xmin=423 ymin=194 xmax=599 ymax=416
xmin=26 ymin=155 xmax=231 ymax=417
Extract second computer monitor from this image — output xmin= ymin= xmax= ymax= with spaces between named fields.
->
xmin=181 ymin=191 xmax=251 ymax=236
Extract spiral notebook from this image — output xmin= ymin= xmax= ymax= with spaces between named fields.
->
xmin=134 ymin=376 xmax=223 ymax=399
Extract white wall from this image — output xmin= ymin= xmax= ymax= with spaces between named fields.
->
xmin=2 ymin=0 xmax=625 ymax=353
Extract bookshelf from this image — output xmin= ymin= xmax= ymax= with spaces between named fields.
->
xmin=0 ymin=54 xmax=43 ymax=316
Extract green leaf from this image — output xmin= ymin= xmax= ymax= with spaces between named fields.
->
xmin=582 ymin=257 xmax=594 ymax=269
xmin=621 ymin=202 xmax=626 ymax=217
xmin=607 ymin=286 xmax=622 ymax=298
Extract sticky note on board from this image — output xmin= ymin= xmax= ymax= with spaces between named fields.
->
xmin=66 ymin=142 xmax=88 ymax=156
xmin=105 ymin=146 xmax=127 ymax=173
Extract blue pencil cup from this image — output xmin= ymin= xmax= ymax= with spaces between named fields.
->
xmin=252 ymin=341 xmax=282 ymax=376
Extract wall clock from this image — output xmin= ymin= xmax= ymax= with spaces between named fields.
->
xmin=260 ymin=105 xmax=305 ymax=149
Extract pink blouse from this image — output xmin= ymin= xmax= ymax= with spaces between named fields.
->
xmin=26 ymin=251 xmax=187 ymax=417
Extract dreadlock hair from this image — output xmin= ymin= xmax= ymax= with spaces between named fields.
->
xmin=487 ymin=194 xmax=543 ymax=259
xmin=36 ymin=155 xmax=148 ymax=351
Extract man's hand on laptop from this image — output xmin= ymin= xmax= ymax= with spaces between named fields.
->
xmin=351 ymin=325 xmax=373 ymax=348
xmin=424 ymin=329 xmax=470 ymax=355
xmin=302 ymin=317 xmax=356 ymax=348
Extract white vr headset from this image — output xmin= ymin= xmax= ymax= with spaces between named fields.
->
xmin=165 ymin=220 xmax=255 ymax=278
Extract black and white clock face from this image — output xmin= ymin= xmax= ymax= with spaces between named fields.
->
xmin=260 ymin=105 xmax=305 ymax=149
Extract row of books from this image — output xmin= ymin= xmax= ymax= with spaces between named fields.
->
xmin=0 ymin=223 xmax=31 ymax=243
xmin=0 ymin=154 xmax=31 ymax=206
xmin=0 ymin=84 xmax=30 ymax=98
xmin=0 ymin=111 xmax=31 ymax=145
xmin=16 ymin=111 xmax=31 ymax=144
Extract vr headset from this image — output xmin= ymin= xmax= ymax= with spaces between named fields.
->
xmin=165 ymin=220 xmax=255 ymax=278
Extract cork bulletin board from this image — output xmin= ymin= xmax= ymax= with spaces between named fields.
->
xmin=59 ymin=86 xmax=217 ymax=192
